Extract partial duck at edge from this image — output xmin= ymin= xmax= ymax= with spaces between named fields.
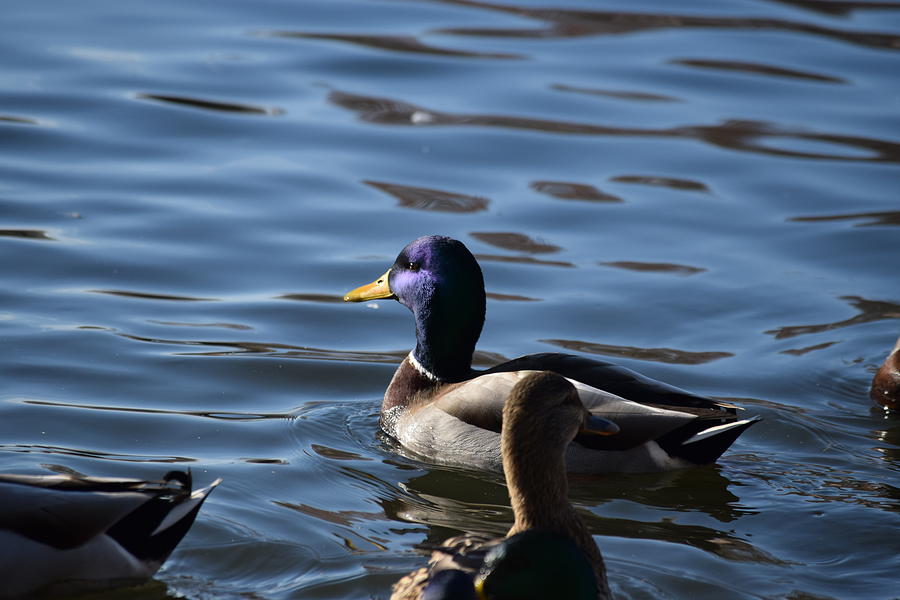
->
xmin=871 ymin=335 xmax=900 ymax=412
xmin=0 ymin=469 xmax=220 ymax=598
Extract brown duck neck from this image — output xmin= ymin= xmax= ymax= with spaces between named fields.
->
xmin=504 ymin=437 xmax=583 ymax=538
xmin=502 ymin=422 xmax=610 ymax=599
xmin=381 ymin=357 xmax=443 ymax=429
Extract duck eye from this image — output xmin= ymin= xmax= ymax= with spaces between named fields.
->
xmin=407 ymin=262 xmax=420 ymax=272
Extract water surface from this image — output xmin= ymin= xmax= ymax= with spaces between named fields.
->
xmin=2 ymin=0 xmax=899 ymax=598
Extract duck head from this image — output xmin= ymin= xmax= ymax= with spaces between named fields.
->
xmin=474 ymin=529 xmax=598 ymax=600
xmin=345 ymin=236 xmax=486 ymax=381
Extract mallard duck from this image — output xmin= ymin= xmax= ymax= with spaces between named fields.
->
xmin=345 ymin=235 xmax=758 ymax=473
xmin=871 ymin=335 xmax=900 ymax=412
xmin=390 ymin=371 xmax=611 ymax=600
xmin=0 ymin=469 xmax=220 ymax=598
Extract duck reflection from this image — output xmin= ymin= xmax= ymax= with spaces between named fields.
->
xmin=872 ymin=419 xmax=900 ymax=467
xmin=380 ymin=463 xmax=784 ymax=565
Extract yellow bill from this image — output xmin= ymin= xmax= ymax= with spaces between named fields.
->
xmin=344 ymin=268 xmax=395 ymax=302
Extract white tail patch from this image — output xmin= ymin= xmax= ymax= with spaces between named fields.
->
xmin=150 ymin=478 xmax=222 ymax=537
xmin=682 ymin=417 xmax=761 ymax=445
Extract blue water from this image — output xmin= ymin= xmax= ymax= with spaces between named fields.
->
xmin=2 ymin=0 xmax=899 ymax=598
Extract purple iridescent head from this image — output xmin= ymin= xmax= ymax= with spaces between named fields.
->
xmin=345 ymin=236 xmax=486 ymax=381
xmin=389 ymin=236 xmax=482 ymax=307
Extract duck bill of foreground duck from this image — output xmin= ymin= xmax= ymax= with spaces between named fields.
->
xmin=345 ymin=235 xmax=760 ymax=474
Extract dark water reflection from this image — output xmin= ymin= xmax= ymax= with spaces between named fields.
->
xmin=550 ymin=84 xmax=679 ymax=103
xmin=790 ymin=210 xmax=900 ymax=227
xmin=543 ymin=339 xmax=734 ymax=365
xmin=765 ymin=296 xmax=900 ymax=340
xmin=669 ymin=58 xmax=845 ymax=83
xmin=470 ymin=231 xmax=560 ymax=254
xmin=609 ymin=174 xmax=710 ymax=192
xmin=2 ymin=0 xmax=899 ymax=598
xmin=433 ymin=0 xmax=900 ymax=51
xmin=265 ymin=30 xmax=522 ymax=59
xmin=330 ymin=89 xmax=900 ymax=162
xmin=137 ymin=93 xmax=284 ymax=116
xmin=530 ymin=180 xmax=624 ymax=202
xmin=364 ymin=180 xmax=490 ymax=213
xmin=600 ymin=261 xmax=706 ymax=276
xmin=0 ymin=228 xmax=55 ymax=240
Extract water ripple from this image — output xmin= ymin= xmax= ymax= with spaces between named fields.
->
xmin=262 ymin=30 xmax=522 ymax=59
xmin=789 ymin=210 xmax=900 ymax=227
xmin=470 ymin=231 xmax=560 ymax=254
xmin=90 ymin=289 xmax=217 ymax=302
xmin=599 ymin=261 xmax=707 ymax=276
xmin=550 ymin=83 xmax=680 ymax=103
xmin=779 ymin=341 xmax=842 ymax=356
xmin=475 ymin=253 xmax=574 ymax=268
xmin=430 ymin=0 xmax=900 ymax=51
xmin=0 ymin=228 xmax=54 ymax=241
xmin=541 ymin=338 xmax=734 ymax=364
xmin=670 ymin=58 xmax=844 ymax=84
xmin=765 ymin=296 xmax=900 ymax=340
xmin=363 ymin=179 xmax=489 ymax=213
xmin=278 ymin=293 xmax=346 ymax=304
xmin=530 ymin=180 xmax=624 ymax=202
xmin=136 ymin=93 xmax=284 ymax=116
xmin=148 ymin=319 xmax=253 ymax=331
xmin=22 ymin=398 xmax=291 ymax=421
xmin=330 ymin=90 xmax=900 ymax=162
xmin=0 ymin=443 xmax=194 ymax=463
xmin=755 ymin=0 xmax=900 ymax=17
xmin=610 ymin=175 xmax=710 ymax=192
xmin=485 ymin=292 xmax=540 ymax=302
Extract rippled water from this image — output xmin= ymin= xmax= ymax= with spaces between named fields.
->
xmin=2 ymin=0 xmax=899 ymax=598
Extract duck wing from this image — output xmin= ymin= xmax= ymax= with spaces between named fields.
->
xmin=432 ymin=371 xmax=701 ymax=452
xmin=483 ymin=352 xmax=738 ymax=413
xmin=391 ymin=533 xmax=496 ymax=600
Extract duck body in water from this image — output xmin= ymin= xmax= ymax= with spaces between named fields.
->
xmin=345 ymin=235 xmax=758 ymax=473
xmin=0 ymin=469 xmax=220 ymax=598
